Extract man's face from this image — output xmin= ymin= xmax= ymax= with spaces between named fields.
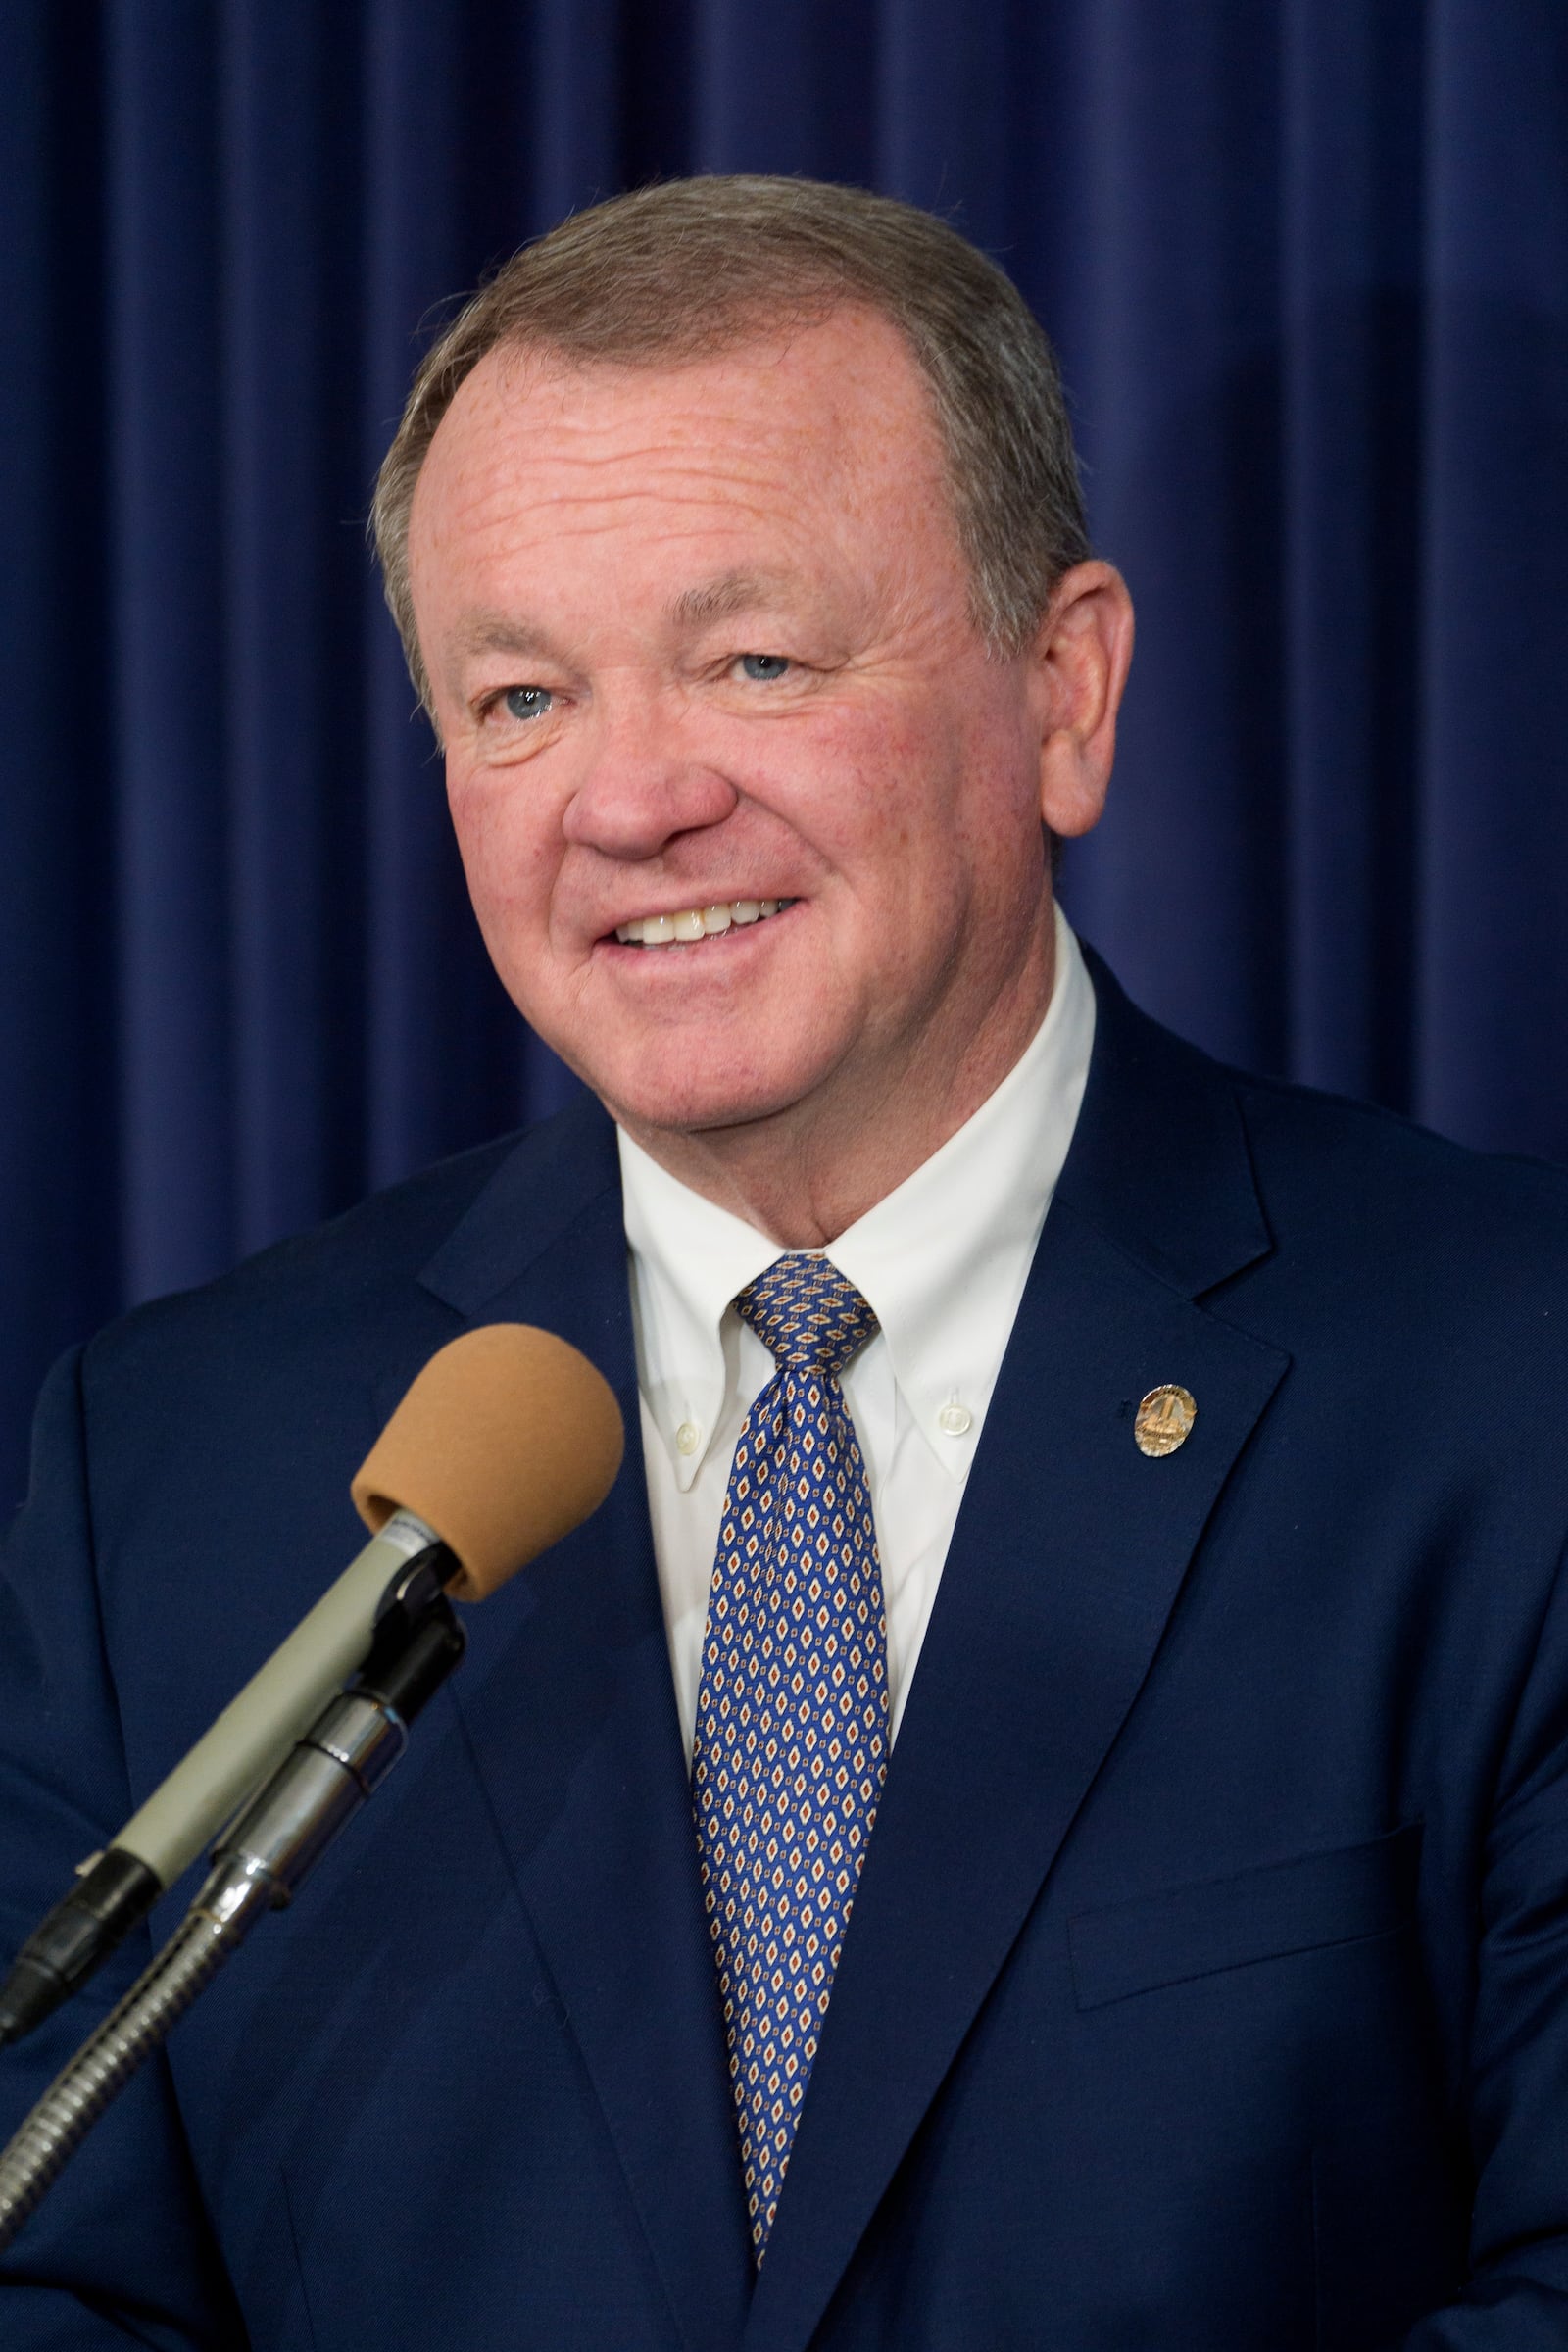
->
xmin=408 ymin=308 xmax=1068 ymax=1153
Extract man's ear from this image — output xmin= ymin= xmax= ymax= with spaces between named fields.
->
xmin=1028 ymin=562 xmax=1135 ymax=839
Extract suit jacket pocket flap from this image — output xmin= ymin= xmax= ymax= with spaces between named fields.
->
xmin=1069 ymin=1823 xmax=1422 ymax=2011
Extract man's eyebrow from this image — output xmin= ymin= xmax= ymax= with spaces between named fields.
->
xmin=452 ymin=612 xmax=560 ymax=664
xmin=666 ymin=572 xmax=792 ymax=630
xmin=449 ymin=578 xmax=797 ymax=671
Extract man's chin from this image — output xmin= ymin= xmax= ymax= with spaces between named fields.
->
xmin=591 ymin=1055 xmax=836 ymax=1147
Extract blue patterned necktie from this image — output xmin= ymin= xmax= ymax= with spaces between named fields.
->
xmin=692 ymin=1253 xmax=891 ymax=2256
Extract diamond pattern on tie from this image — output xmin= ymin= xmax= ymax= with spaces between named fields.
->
xmin=692 ymin=1253 xmax=890 ymax=2257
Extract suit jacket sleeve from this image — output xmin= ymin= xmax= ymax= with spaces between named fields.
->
xmin=0 ymin=1345 xmax=247 ymax=2348
xmin=1393 ymin=1526 xmax=1568 ymax=2348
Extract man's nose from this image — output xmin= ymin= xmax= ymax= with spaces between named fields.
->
xmin=561 ymin=691 xmax=739 ymax=859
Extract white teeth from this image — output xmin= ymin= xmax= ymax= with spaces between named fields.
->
xmin=613 ymin=898 xmax=794 ymax=949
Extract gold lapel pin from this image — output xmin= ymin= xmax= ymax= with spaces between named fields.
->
xmin=1135 ymin=1384 xmax=1198 ymax=1457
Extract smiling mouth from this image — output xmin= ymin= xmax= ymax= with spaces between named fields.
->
xmin=612 ymin=898 xmax=796 ymax=947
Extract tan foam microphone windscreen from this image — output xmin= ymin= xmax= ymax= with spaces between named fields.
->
xmin=351 ymin=1325 xmax=625 ymax=1600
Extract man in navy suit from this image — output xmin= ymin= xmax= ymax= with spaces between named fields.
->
xmin=3 ymin=175 xmax=1567 ymax=2347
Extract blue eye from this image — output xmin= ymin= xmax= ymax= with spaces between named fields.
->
xmin=739 ymin=654 xmax=791 ymax=682
xmin=503 ymin=686 xmax=554 ymax=721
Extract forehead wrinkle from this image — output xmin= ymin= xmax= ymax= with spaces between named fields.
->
xmin=497 ymin=398 xmax=826 ymax=480
xmin=449 ymin=466 xmax=814 ymax=556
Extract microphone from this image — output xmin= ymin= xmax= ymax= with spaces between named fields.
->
xmin=0 ymin=1324 xmax=623 ymax=2048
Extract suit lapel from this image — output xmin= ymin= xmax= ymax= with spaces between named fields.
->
xmin=743 ymin=960 xmax=1291 ymax=2352
xmin=412 ymin=1097 xmax=754 ymax=2352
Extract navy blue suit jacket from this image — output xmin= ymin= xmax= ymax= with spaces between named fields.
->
xmin=3 ymin=956 xmax=1568 ymax=2349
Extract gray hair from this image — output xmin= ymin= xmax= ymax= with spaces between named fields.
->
xmin=370 ymin=174 xmax=1092 ymax=713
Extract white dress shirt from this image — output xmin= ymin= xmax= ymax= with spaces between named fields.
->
xmin=618 ymin=906 xmax=1095 ymax=1758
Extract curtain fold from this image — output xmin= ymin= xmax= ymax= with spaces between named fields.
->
xmin=4 ymin=0 xmax=1565 ymax=1507
xmin=1416 ymin=0 xmax=1568 ymax=1146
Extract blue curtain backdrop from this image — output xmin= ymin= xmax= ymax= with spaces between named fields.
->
xmin=3 ymin=0 xmax=1566 ymax=1510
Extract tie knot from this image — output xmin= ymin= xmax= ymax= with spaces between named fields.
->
xmin=735 ymin=1254 xmax=879 ymax=1378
